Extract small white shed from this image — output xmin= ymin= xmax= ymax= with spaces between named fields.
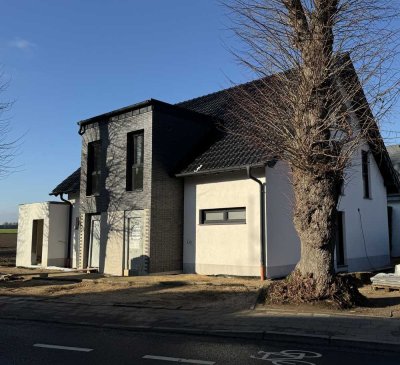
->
xmin=16 ymin=202 xmax=70 ymax=268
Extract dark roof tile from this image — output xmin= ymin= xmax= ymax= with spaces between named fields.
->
xmin=50 ymin=168 xmax=80 ymax=196
xmin=176 ymin=79 xmax=270 ymax=175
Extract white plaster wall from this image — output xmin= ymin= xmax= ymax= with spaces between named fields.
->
xmin=388 ymin=198 xmax=400 ymax=257
xmin=16 ymin=202 xmax=50 ymax=267
xmin=183 ymin=171 xmax=263 ymax=276
xmin=337 ymin=145 xmax=391 ymax=271
xmin=68 ymin=193 xmax=80 ymax=268
xmin=102 ymin=211 xmax=125 ymax=276
xmin=183 ymin=153 xmax=389 ymax=277
xmin=265 ymin=162 xmax=300 ymax=278
xmin=47 ymin=204 xmax=69 ymax=266
xmin=264 ymin=147 xmax=390 ymax=277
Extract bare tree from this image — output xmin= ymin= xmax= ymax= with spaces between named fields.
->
xmin=224 ymin=0 xmax=400 ymax=304
xmin=0 ymin=71 xmax=16 ymax=178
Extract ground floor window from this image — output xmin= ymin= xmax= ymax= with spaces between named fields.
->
xmin=200 ymin=207 xmax=246 ymax=225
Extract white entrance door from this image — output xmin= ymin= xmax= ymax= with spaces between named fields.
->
xmin=89 ymin=215 xmax=101 ymax=268
xmin=125 ymin=211 xmax=145 ymax=275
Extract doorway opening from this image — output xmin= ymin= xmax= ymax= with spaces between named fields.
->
xmin=31 ymin=219 xmax=44 ymax=265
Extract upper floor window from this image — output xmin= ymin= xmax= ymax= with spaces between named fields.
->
xmin=127 ymin=131 xmax=144 ymax=191
xmin=86 ymin=141 xmax=101 ymax=196
xmin=362 ymin=150 xmax=371 ymax=199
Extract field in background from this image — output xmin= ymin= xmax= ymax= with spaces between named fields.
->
xmin=0 ymin=229 xmax=18 ymax=234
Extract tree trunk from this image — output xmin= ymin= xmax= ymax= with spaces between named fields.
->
xmin=292 ymin=167 xmax=338 ymax=295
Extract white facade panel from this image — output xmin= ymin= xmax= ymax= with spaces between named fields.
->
xmin=17 ymin=202 xmax=50 ymax=267
xmin=265 ymin=162 xmax=300 ymax=278
xmin=47 ymin=204 xmax=69 ymax=267
xmin=68 ymin=193 xmax=81 ymax=268
xmin=183 ymin=171 xmax=263 ymax=276
xmin=337 ymin=146 xmax=391 ymax=271
xmin=264 ymin=146 xmax=391 ymax=278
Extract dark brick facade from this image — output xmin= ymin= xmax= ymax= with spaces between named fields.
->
xmin=78 ymin=101 xmax=214 ymax=275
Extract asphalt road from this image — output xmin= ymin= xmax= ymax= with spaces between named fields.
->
xmin=0 ymin=319 xmax=397 ymax=365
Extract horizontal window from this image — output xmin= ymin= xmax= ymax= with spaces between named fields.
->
xmin=200 ymin=208 xmax=246 ymax=225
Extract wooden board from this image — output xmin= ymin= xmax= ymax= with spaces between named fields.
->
xmin=372 ymin=285 xmax=400 ymax=292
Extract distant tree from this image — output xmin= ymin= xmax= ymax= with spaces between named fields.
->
xmin=0 ymin=222 xmax=17 ymax=229
xmin=225 ymin=0 xmax=400 ymax=306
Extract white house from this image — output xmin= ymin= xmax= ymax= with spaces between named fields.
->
xmin=16 ymin=75 xmax=400 ymax=278
xmin=181 ymin=150 xmax=393 ymax=277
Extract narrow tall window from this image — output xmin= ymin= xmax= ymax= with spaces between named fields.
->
xmin=127 ymin=131 xmax=144 ymax=191
xmin=336 ymin=211 xmax=346 ymax=267
xmin=86 ymin=141 xmax=101 ymax=196
xmin=362 ymin=150 xmax=370 ymax=199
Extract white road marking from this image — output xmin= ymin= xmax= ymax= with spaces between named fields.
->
xmin=33 ymin=343 xmax=93 ymax=352
xmin=143 ymin=355 xmax=215 ymax=364
xmin=251 ymin=349 xmax=322 ymax=364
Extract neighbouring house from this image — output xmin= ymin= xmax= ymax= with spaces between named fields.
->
xmin=387 ymin=145 xmax=400 ymax=258
xmin=16 ymin=73 xmax=400 ymax=277
xmin=16 ymin=202 xmax=70 ymax=268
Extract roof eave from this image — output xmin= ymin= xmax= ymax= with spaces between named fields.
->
xmin=49 ymin=189 xmax=79 ymax=197
xmin=176 ymin=163 xmax=266 ymax=178
xmin=78 ymin=98 xmax=219 ymax=128
xmin=78 ymin=99 xmax=156 ymax=127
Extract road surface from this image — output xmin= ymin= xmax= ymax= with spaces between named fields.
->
xmin=0 ymin=319 xmax=397 ymax=364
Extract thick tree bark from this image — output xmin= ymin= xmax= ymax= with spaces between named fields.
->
xmin=292 ymin=167 xmax=338 ymax=294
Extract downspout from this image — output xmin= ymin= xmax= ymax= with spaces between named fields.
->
xmin=247 ymin=165 xmax=267 ymax=280
xmin=60 ymin=193 xmax=73 ymax=268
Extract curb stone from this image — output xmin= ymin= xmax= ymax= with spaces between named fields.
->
xmin=254 ymin=307 xmax=396 ymax=319
xmin=0 ymin=315 xmax=399 ymax=353
xmin=32 ymin=277 xmax=82 ymax=283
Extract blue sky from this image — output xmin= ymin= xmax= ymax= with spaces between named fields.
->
xmin=1 ymin=1 xmax=400 ymax=223
xmin=0 ymin=0 xmax=250 ymax=222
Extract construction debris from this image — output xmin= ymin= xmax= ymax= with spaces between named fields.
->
xmin=0 ymin=274 xmax=23 ymax=282
xmin=371 ymin=271 xmax=400 ymax=292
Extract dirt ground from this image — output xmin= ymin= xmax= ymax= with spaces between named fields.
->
xmin=0 ymin=233 xmax=17 ymax=267
xmin=1 ymin=266 xmax=400 ymax=317
xmin=259 ymin=284 xmax=400 ymax=318
xmin=0 ymin=267 xmax=262 ymax=311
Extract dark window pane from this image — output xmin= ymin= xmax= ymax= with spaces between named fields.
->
xmin=126 ymin=131 xmax=144 ymax=191
xmin=132 ymin=166 xmax=143 ymax=190
xmin=134 ymin=134 xmax=144 ymax=164
xmin=362 ymin=151 xmax=370 ymax=198
xmin=336 ymin=211 xmax=345 ymax=266
xmin=94 ymin=145 xmax=101 ymax=171
xmin=91 ymin=171 xmax=100 ymax=195
xmin=87 ymin=141 xmax=101 ymax=196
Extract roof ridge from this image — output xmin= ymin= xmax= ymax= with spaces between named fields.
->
xmin=175 ymin=76 xmax=263 ymax=106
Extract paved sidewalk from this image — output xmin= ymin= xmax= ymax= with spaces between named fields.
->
xmin=0 ymin=295 xmax=399 ymax=351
